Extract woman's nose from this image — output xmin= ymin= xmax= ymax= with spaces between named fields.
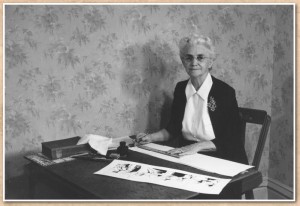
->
xmin=192 ymin=58 xmax=198 ymax=65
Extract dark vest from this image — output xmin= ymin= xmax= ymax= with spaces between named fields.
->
xmin=166 ymin=75 xmax=248 ymax=164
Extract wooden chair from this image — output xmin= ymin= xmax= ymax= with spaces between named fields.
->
xmin=238 ymin=107 xmax=271 ymax=199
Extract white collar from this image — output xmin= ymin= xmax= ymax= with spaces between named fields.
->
xmin=185 ymin=73 xmax=213 ymax=101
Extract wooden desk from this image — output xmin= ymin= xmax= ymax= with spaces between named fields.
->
xmin=26 ymin=150 xmax=262 ymax=199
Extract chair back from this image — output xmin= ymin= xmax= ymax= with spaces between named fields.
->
xmin=238 ymin=107 xmax=271 ymax=168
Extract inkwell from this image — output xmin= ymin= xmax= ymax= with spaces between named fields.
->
xmin=117 ymin=141 xmax=128 ymax=158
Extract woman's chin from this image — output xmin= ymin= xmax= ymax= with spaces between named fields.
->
xmin=188 ymin=70 xmax=203 ymax=77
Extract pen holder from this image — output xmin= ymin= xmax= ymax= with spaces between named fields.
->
xmin=117 ymin=141 xmax=128 ymax=158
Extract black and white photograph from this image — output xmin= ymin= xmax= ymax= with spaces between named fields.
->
xmin=4 ymin=3 xmax=295 ymax=201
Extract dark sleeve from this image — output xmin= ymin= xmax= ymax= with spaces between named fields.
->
xmin=165 ymin=84 xmax=180 ymax=137
xmin=211 ymin=90 xmax=248 ymax=164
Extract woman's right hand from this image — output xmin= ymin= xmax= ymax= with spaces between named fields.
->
xmin=136 ymin=133 xmax=152 ymax=145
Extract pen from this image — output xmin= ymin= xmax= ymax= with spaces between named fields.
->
xmin=74 ymin=155 xmax=113 ymax=162
xmin=129 ymin=135 xmax=137 ymax=140
xmin=91 ymin=157 xmax=113 ymax=162
xmin=136 ymin=133 xmax=148 ymax=143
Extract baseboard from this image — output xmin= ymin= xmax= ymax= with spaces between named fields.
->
xmin=267 ymin=177 xmax=294 ymax=200
xmin=249 ymin=177 xmax=294 ymax=200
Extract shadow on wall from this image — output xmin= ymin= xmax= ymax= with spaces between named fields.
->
xmin=120 ymin=39 xmax=182 ymax=134
xmin=281 ymin=76 xmax=293 ymax=116
xmin=269 ymin=75 xmax=294 ymax=187
xmin=141 ymin=41 xmax=173 ymax=132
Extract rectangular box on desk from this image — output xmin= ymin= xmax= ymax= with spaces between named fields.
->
xmin=42 ymin=136 xmax=91 ymax=160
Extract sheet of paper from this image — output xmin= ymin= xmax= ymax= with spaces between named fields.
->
xmin=77 ymin=134 xmax=112 ymax=155
xmin=130 ymin=143 xmax=253 ymax=177
xmin=94 ymin=159 xmax=231 ymax=195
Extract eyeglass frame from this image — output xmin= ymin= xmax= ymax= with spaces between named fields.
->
xmin=181 ymin=54 xmax=211 ymax=63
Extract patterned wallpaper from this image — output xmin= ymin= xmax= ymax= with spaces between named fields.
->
xmin=5 ymin=4 xmax=293 ymax=190
xmin=269 ymin=6 xmax=294 ymax=188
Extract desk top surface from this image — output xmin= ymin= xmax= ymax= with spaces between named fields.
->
xmin=27 ymin=150 xmax=262 ymax=199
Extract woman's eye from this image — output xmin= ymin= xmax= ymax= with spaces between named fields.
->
xmin=197 ymin=57 xmax=204 ymax=61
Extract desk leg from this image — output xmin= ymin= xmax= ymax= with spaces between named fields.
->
xmin=28 ymin=164 xmax=37 ymax=199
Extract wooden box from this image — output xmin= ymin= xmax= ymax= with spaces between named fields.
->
xmin=42 ymin=136 xmax=91 ymax=160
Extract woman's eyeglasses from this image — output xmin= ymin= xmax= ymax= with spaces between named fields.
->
xmin=182 ymin=55 xmax=210 ymax=63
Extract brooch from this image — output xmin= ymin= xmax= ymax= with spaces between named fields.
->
xmin=207 ymin=96 xmax=217 ymax=111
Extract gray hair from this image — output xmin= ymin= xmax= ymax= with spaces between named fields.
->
xmin=179 ymin=34 xmax=216 ymax=59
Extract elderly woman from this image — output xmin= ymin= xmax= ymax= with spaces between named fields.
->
xmin=136 ymin=34 xmax=248 ymax=165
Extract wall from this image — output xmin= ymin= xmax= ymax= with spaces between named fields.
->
xmin=269 ymin=5 xmax=294 ymax=189
xmin=5 ymin=5 xmax=288 ymax=192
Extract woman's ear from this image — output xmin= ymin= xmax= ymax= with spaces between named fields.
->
xmin=208 ymin=59 xmax=214 ymax=68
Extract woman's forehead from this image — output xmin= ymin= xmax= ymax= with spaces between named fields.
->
xmin=182 ymin=45 xmax=212 ymax=55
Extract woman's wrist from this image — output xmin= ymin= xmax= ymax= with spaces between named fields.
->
xmin=147 ymin=133 xmax=155 ymax=142
xmin=194 ymin=141 xmax=216 ymax=151
xmin=142 ymin=129 xmax=170 ymax=143
xmin=147 ymin=132 xmax=163 ymax=143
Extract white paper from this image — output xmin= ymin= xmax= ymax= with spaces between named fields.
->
xmin=77 ymin=134 xmax=112 ymax=155
xmin=130 ymin=143 xmax=253 ymax=177
xmin=94 ymin=159 xmax=231 ymax=195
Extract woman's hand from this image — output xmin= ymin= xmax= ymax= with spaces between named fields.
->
xmin=167 ymin=144 xmax=200 ymax=156
xmin=136 ymin=133 xmax=152 ymax=145
xmin=167 ymin=142 xmax=215 ymax=156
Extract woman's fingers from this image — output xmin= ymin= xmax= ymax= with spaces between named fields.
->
xmin=167 ymin=147 xmax=197 ymax=156
xmin=178 ymin=150 xmax=193 ymax=156
xmin=136 ymin=133 xmax=151 ymax=145
xmin=136 ymin=133 xmax=146 ymax=139
xmin=167 ymin=148 xmax=184 ymax=155
xmin=136 ymin=133 xmax=147 ymax=143
xmin=137 ymin=139 xmax=150 ymax=145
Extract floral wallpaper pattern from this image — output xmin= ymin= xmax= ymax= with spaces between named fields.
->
xmin=269 ymin=6 xmax=294 ymax=188
xmin=5 ymin=5 xmax=294 ymax=192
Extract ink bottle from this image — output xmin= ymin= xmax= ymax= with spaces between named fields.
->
xmin=117 ymin=141 xmax=128 ymax=158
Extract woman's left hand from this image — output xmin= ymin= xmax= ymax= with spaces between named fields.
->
xmin=167 ymin=143 xmax=201 ymax=156
xmin=167 ymin=141 xmax=216 ymax=156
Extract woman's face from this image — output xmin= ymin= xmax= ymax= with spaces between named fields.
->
xmin=181 ymin=44 xmax=213 ymax=79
